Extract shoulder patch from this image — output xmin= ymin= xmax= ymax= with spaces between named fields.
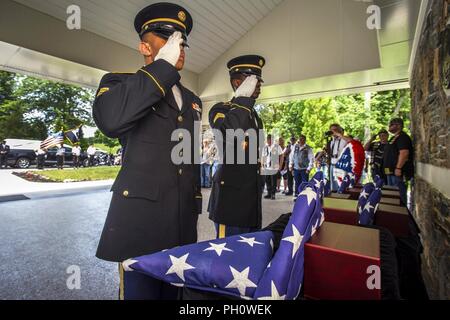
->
xmin=96 ymin=87 xmax=110 ymax=97
xmin=213 ymin=113 xmax=226 ymax=124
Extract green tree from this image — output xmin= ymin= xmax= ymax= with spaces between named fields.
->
xmin=16 ymin=76 xmax=95 ymax=133
xmin=0 ymin=100 xmax=47 ymax=140
xmin=370 ymin=89 xmax=411 ymax=136
xmin=301 ymin=98 xmax=339 ymax=150
xmin=335 ymin=94 xmax=368 ymax=140
xmin=94 ymin=130 xmax=120 ymax=153
xmin=0 ymin=71 xmax=16 ymax=103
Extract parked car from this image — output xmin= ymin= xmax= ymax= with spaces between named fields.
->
xmin=5 ymin=139 xmax=39 ymax=169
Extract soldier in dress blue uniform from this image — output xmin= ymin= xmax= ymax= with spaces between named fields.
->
xmin=208 ymin=55 xmax=266 ymax=238
xmin=93 ymin=2 xmax=202 ymax=300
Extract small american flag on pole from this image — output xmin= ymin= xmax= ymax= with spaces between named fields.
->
xmin=40 ymin=132 xmax=64 ymax=150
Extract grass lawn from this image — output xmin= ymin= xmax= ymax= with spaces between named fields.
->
xmin=31 ymin=166 xmax=121 ymax=182
xmin=94 ymin=143 xmax=121 ymax=154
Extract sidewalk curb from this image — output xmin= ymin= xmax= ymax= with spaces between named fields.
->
xmin=0 ymin=183 xmax=113 ymax=203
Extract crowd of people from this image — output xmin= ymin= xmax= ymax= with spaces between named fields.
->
xmin=200 ymin=117 xmax=414 ymax=206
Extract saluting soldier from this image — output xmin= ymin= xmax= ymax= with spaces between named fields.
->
xmin=93 ymin=3 xmax=202 ymax=300
xmin=208 ymin=55 xmax=266 ymax=238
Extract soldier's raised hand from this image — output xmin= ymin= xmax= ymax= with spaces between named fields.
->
xmin=155 ymin=31 xmax=183 ymax=67
xmin=234 ymin=75 xmax=259 ymax=98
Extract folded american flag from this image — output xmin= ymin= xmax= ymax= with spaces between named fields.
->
xmin=124 ymin=182 xmax=324 ymax=300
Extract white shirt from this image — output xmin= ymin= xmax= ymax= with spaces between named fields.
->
xmin=87 ymin=146 xmax=96 ymax=156
xmin=262 ymin=144 xmax=283 ymax=171
xmin=331 ymin=138 xmax=348 ymax=165
xmin=172 ymin=85 xmax=183 ymax=110
xmin=72 ymin=146 xmax=81 ymax=156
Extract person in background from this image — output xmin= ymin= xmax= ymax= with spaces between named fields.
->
xmin=87 ymin=145 xmax=97 ymax=167
xmin=0 ymin=140 xmax=10 ymax=169
xmin=262 ymin=134 xmax=283 ymax=200
xmin=210 ymin=140 xmax=220 ymax=179
xmin=36 ymin=148 xmax=47 ymax=170
xmin=383 ymin=118 xmax=414 ymax=206
xmin=277 ymin=137 xmax=286 ymax=193
xmin=201 ymin=140 xmax=213 ymax=188
xmin=282 ymin=137 xmax=296 ymax=196
xmin=365 ymin=129 xmax=389 ymax=183
xmin=289 ymin=135 xmax=314 ymax=201
xmin=72 ymin=144 xmax=82 ymax=169
xmin=329 ymin=124 xmax=351 ymax=191
xmin=56 ymin=144 xmax=65 ymax=170
xmin=315 ymin=147 xmax=329 ymax=177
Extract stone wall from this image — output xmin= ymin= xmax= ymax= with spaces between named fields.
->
xmin=410 ymin=0 xmax=450 ymax=300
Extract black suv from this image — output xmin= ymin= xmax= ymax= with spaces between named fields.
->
xmin=7 ymin=148 xmax=37 ymax=169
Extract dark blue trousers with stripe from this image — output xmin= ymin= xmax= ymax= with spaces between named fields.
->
xmin=214 ymin=224 xmax=260 ymax=239
xmin=119 ymin=264 xmax=179 ymax=300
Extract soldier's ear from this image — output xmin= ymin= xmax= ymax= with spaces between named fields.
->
xmin=139 ymin=41 xmax=153 ymax=59
xmin=231 ymin=78 xmax=241 ymax=91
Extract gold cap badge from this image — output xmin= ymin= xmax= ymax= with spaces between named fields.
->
xmin=178 ymin=11 xmax=186 ymax=22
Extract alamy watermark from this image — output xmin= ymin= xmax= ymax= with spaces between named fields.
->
xmin=66 ymin=265 xmax=81 ymax=290
xmin=66 ymin=5 xmax=81 ymax=30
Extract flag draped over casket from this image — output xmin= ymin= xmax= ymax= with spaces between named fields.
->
xmin=124 ymin=181 xmax=325 ymax=300
xmin=334 ymin=140 xmax=365 ymax=186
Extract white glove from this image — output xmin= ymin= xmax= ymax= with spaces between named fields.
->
xmin=155 ymin=31 xmax=183 ymax=67
xmin=234 ymin=75 xmax=258 ymax=98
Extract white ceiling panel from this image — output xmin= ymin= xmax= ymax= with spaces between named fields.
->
xmin=13 ymin=0 xmax=285 ymax=73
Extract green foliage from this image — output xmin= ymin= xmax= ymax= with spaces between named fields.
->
xmin=301 ymin=98 xmax=339 ymax=150
xmin=258 ymin=89 xmax=411 ymax=152
xmin=94 ymin=130 xmax=120 ymax=153
xmin=0 ymin=100 xmax=47 ymax=140
xmin=0 ymin=70 xmax=95 ymax=141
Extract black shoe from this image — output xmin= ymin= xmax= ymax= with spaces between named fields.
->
xmin=285 ymin=192 xmax=293 ymax=196
xmin=264 ymin=194 xmax=271 ymax=199
xmin=271 ymin=195 xmax=276 ymax=200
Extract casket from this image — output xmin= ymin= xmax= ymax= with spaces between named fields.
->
xmin=304 ymin=222 xmax=381 ymax=300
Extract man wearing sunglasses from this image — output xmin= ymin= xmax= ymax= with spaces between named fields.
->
xmin=93 ymin=3 xmax=202 ymax=300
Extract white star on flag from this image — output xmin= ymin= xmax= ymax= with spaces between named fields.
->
xmin=359 ymin=190 xmax=370 ymax=199
xmin=363 ymin=202 xmax=375 ymax=212
xmin=238 ymin=236 xmax=264 ymax=247
xmin=204 ymin=242 xmax=233 ymax=256
xmin=311 ymin=218 xmax=320 ymax=236
xmin=165 ymin=254 xmax=195 ymax=282
xmin=122 ymin=259 xmax=138 ymax=272
xmin=225 ymin=266 xmax=257 ymax=296
xmin=299 ymin=187 xmax=317 ymax=206
xmin=282 ymin=224 xmax=304 ymax=258
xmin=314 ymin=179 xmax=322 ymax=189
xmin=258 ymin=281 xmax=286 ymax=300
